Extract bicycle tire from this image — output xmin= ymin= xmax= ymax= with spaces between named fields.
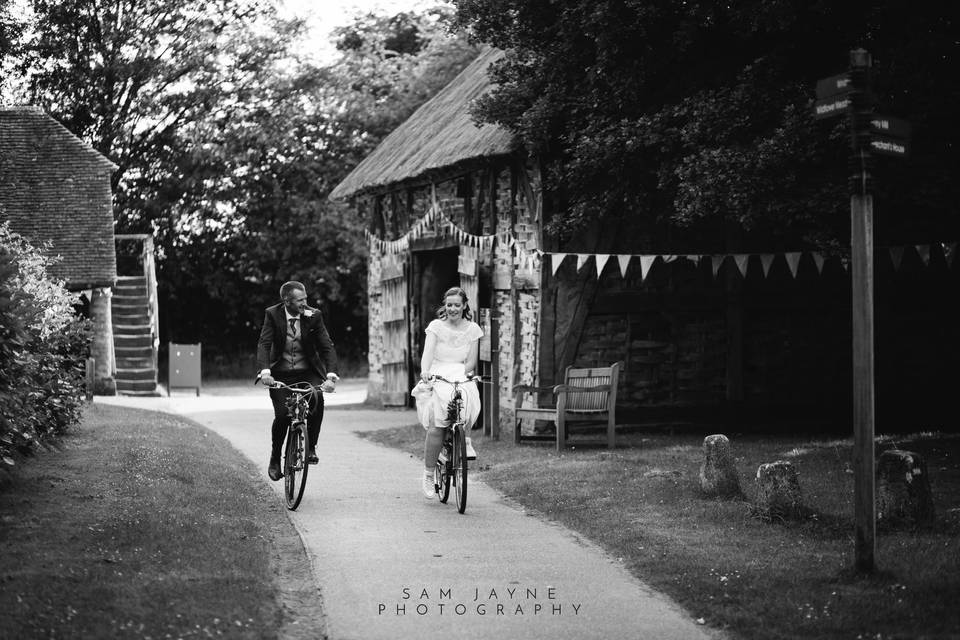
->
xmin=453 ymin=424 xmax=467 ymax=513
xmin=284 ymin=422 xmax=309 ymax=510
xmin=436 ymin=438 xmax=452 ymax=503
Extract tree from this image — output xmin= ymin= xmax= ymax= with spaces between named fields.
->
xmin=452 ymin=1 xmax=960 ymax=250
xmin=20 ymin=0 xmax=305 ymax=234
xmin=152 ymin=6 xmax=477 ymax=366
xmin=14 ymin=2 xmax=478 ymax=370
xmin=0 ymin=0 xmax=24 ymax=96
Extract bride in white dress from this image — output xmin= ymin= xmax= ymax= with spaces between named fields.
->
xmin=411 ymin=286 xmax=483 ymax=498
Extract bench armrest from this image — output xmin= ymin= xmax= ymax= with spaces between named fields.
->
xmin=513 ymin=384 xmax=556 ymax=394
xmin=553 ymin=384 xmax=611 ymax=395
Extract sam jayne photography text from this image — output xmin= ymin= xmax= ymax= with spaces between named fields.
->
xmin=378 ymin=585 xmax=583 ymax=617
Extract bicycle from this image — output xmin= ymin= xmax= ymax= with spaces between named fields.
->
xmin=428 ymin=374 xmax=483 ymax=514
xmin=260 ymin=379 xmax=329 ymax=510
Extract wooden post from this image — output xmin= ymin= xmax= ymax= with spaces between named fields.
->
xmin=490 ymin=312 xmax=500 ymax=440
xmin=851 ymin=190 xmax=876 ymax=572
xmin=849 ymin=48 xmax=876 ymax=573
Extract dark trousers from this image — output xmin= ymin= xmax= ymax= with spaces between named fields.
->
xmin=269 ymin=369 xmax=324 ymax=461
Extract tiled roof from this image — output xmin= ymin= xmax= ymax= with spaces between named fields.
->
xmin=330 ymin=47 xmax=516 ymax=200
xmin=0 ymin=106 xmax=117 ymax=289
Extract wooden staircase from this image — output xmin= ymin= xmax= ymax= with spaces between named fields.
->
xmin=113 ymin=235 xmax=159 ymax=396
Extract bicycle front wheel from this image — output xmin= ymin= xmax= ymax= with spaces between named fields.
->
xmin=284 ymin=422 xmax=309 ymax=510
xmin=436 ymin=443 xmax=451 ymax=504
xmin=453 ymin=425 xmax=467 ymax=514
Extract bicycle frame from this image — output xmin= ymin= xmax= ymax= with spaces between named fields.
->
xmin=267 ymin=380 xmax=327 ymax=510
xmin=428 ymin=374 xmax=480 ymax=514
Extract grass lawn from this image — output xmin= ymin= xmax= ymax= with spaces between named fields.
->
xmin=0 ymin=403 xmax=322 ymax=640
xmin=359 ymin=424 xmax=960 ymax=640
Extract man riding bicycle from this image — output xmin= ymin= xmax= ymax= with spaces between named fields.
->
xmin=257 ymin=281 xmax=339 ymax=481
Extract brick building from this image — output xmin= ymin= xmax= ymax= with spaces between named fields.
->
xmin=0 ymin=106 xmax=118 ymax=390
xmin=332 ymin=49 xmax=959 ymax=437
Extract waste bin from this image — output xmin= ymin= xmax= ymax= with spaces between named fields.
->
xmin=168 ymin=342 xmax=201 ymax=396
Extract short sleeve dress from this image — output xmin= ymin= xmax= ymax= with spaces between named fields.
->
xmin=411 ymin=318 xmax=483 ymax=429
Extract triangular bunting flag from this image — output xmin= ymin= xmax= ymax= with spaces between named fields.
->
xmin=687 ymin=255 xmax=701 ymax=265
xmin=712 ymin=255 xmax=725 ymax=278
xmin=617 ymin=254 xmax=632 ymax=277
xmin=890 ymin=246 xmax=905 ymax=271
xmin=551 ymin=254 xmax=566 ymax=276
xmin=734 ymin=254 xmax=749 ymax=278
xmin=812 ymin=252 xmax=825 ymax=274
xmin=944 ymin=242 xmax=957 ymax=267
xmin=785 ymin=252 xmax=801 ymax=278
xmin=916 ymin=244 xmax=931 ymax=266
xmin=576 ymin=254 xmax=590 ymax=272
xmin=662 ymin=254 xmax=678 ymax=263
xmin=640 ymin=255 xmax=656 ymax=280
xmin=760 ymin=254 xmax=775 ymax=278
xmin=595 ymin=254 xmax=610 ymax=279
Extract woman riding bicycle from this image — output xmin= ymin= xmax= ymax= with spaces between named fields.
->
xmin=412 ymin=286 xmax=482 ymax=499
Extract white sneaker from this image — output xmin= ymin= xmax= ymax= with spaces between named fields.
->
xmin=421 ymin=471 xmax=435 ymax=499
xmin=465 ymin=437 xmax=477 ymax=460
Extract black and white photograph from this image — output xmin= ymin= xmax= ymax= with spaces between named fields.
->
xmin=1 ymin=1 xmax=958 ymax=638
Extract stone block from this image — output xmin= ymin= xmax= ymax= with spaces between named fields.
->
xmin=753 ymin=460 xmax=806 ymax=520
xmin=699 ymin=434 xmax=742 ymax=498
xmin=876 ymin=449 xmax=935 ymax=526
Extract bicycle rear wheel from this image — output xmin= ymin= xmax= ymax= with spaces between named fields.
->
xmin=453 ymin=424 xmax=467 ymax=513
xmin=284 ymin=422 xmax=309 ymax=510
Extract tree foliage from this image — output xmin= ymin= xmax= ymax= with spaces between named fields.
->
xmin=153 ymin=7 xmax=476 ymax=365
xmin=453 ymin=0 xmax=960 ymax=250
xmin=12 ymin=1 xmax=476 ymax=369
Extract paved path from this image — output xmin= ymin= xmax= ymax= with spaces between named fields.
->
xmin=98 ymin=384 xmax=717 ymax=640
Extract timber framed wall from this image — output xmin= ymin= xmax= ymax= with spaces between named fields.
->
xmin=363 ymin=157 xmax=546 ymax=438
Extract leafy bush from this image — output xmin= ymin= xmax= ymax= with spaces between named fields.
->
xmin=0 ymin=222 xmax=91 ymax=477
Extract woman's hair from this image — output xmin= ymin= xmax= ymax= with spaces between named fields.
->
xmin=436 ymin=286 xmax=472 ymax=321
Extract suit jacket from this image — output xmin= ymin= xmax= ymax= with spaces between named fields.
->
xmin=256 ymin=303 xmax=338 ymax=377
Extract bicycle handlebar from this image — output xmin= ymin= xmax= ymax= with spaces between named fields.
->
xmin=426 ymin=374 xmax=487 ymax=385
xmin=254 ymin=375 xmax=333 ymax=393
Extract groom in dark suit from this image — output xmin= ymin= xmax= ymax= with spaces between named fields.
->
xmin=257 ymin=281 xmax=339 ymax=481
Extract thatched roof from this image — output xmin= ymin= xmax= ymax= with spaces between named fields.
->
xmin=329 ymin=47 xmax=515 ymax=201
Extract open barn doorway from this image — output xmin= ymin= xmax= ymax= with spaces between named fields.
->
xmin=410 ymin=247 xmax=461 ymax=394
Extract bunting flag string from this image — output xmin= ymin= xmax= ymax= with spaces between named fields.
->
xmin=890 ymin=246 xmax=905 ymax=271
xmin=761 ymin=254 xmax=775 ymax=278
xmin=944 ymin=242 xmax=957 ymax=267
xmin=534 ymin=242 xmax=956 ymax=282
xmin=366 ymin=200 xmax=497 ymax=255
xmin=369 ymin=210 xmax=955 ymax=283
xmin=595 ymin=254 xmax=611 ymax=279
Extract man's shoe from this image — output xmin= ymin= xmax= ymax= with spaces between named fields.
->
xmin=422 ymin=471 xmax=435 ymax=499
xmin=268 ymin=460 xmax=282 ymax=482
xmin=307 ymin=450 xmax=319 ymax=465
xmin=465 ymin=437 xmax=478 ymax=461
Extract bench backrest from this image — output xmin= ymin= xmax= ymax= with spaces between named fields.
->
xmin=563 ymin=363 xmax=620 ymax=412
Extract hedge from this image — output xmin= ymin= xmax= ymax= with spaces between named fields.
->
xmin=0 ymin=222 xmax=91 ymax=478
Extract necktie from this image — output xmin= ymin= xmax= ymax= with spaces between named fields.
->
xmin=288 ymin=317 xmax=298 ymax=339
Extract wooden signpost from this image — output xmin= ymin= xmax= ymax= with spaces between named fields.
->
xmin=813 ymin=49 xmax=912 ymax=574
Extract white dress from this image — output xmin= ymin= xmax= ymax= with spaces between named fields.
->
xmin=411 ymin=319 xmax=483 ymax=430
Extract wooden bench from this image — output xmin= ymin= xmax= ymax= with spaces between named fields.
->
xmin=513 ymin=363 xmax=621 ymax=450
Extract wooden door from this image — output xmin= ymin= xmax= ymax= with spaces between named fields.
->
xmin=380 ymin=254 xmax=409 ymax=406
xmin=458 ymin=245 xmax=479 ymax=315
